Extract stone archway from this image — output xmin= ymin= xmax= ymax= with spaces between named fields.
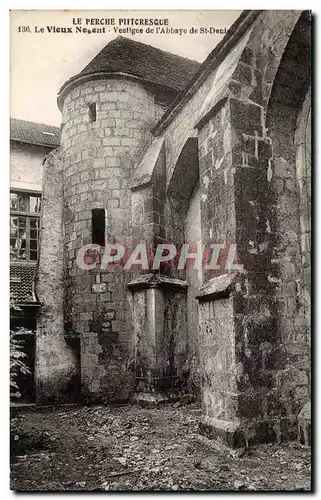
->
xmin=185 ymin=179 xmax=202 ymax=389
xmin=166 ymin=137 xmax=200 ymax=257
xmin=195 ymin=11 xmax=311 ymax=446
xmin=265 ymin=10 xmax=311 ymax=421
xmin=128 ymin=136 xmax=201 ymax=402
xmin=167 ymin=137 xmax=201 ymax=392
xmin=295 ymin=90 xmax=311 ymax=273
xmin=295 ymin=91 xmax=311 ymax=370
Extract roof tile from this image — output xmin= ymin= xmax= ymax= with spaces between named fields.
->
xmin=61 ymin=36 xmax=201 ymax=94
xmin=10 ymin=263 xmax=38 ymax=304
xmin=10 ymin=118 xmax=60 ymax=148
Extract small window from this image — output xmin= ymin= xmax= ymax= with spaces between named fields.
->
xmin=10 ymin=191 xmax=41 ymax=261
xmin=88 ymin=103 xmax=97 ymax=123
xmin=92 ymin=209 xmax=105 ymax=246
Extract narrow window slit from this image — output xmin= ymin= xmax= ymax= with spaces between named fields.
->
xmin=92 ymin=208 xmax=105 ymax=246
xmin=88 ymin=103 xmax=97 ymax=122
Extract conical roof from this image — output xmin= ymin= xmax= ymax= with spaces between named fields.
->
xmin=58 ymin=36 xmax=201 ymax=107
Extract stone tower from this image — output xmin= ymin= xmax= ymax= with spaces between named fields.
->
xmin=36 ymin=37 xmax=200 ymax=403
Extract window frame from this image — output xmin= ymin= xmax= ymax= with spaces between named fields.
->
xmin=10 ymin=189 xmax=41 ymax=262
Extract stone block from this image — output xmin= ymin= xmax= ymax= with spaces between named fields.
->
xmin=230 ymin=98 xmax=263 ymax=135
xmin=298 ymin=402 xmax=311 ymax=446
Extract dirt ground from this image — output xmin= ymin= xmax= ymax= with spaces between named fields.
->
xmin=10 ymin=402 xmax=311 ymax=492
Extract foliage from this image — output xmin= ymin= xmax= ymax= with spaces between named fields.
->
xmin=10 ymin=301 xmax=32 ymax=398
xmin=10 ymin=405 xmax=311 ymax=491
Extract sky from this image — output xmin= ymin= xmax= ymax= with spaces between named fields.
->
xmin=10 ymin=10 xmax=241 ymax=126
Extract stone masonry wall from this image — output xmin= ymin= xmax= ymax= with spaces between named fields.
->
xmin=35 ymin=11 xmax=310 ymax=428
xmin=197 ymin=11 xmax=310 ymax=444
xmin=10 ymin=142 xmax=49 ymax=192
xmin=151 ymin=10 xmax=310 ymax=444
xmin=295 ymin=91 xmax=311 ymax=360
xmin=185 ymin=182 xmax=202 ymax=392
xmin=263 ymin=12 xmax=311 ymax=430
xmin=36 ymin=149 xmax=79 ymax=403
xmin=60 ymin=77 xmax=164 ymax=402
xmin=267 ymin=106 xmax=309 ymax=424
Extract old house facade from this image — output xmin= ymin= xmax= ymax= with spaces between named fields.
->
xmin=10 ymin=118 xmax=60 ymax=401
xmin=35 ymin=10 xmax=311 ymax=446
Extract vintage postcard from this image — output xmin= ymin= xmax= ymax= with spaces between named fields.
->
xmin=10 ymin=9 xmax=311 ymax=492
